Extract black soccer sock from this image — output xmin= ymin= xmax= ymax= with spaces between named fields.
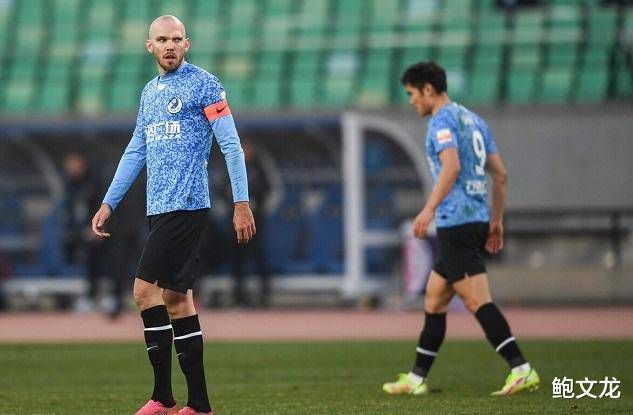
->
xmin=141 ymin=305 xmax=175 ymax=407
xmin=412 ymin=312 xmax=447 ymax=378
xmin=172 ymin=315 xmax=212 ymax=413
xmin=475 ymin=302 xmax=527 ymax=369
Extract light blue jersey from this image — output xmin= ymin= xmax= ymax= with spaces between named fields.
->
xmin=426 ymin=102 xmax=498 ymax=228
xmin=103 ymin=61 xmax=248 ymax=216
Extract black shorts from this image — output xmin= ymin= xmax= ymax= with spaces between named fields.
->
xmin=136 ymin=209 xmax=208 ymax=293
xmin=433 ymin=221 xmax=489 ymax=284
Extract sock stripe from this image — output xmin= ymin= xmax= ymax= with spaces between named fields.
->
xmin=144 ymin=324 xmax=173 ymax=331
xmin=416 ymin=347 xmax=438 ymax=357
xmin=173 ymin=330 xmax=203 ymax=340
xmin=495 ymin=336 xmax=516 ymax=352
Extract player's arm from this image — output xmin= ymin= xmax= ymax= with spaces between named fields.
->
xmin=485 ymin=153 xmax=507 ymax=253
xmin=204 ymin=92 xmax=255 ymax=244
xmin=92 ymin=109 xmax=147 ymax=238
xmin=413 ymin=148 xmax=461 ymax=238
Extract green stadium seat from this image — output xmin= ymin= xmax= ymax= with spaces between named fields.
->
xmin=109 ymin=54 xmax=146 ymax=112
xmin=291 ymin=50 xmax=321 ymax=81
xmin=258 ymin=51 xmax=286 ymax=80
xmin=40 ymin=59 xmax=72 ymax=114
xmin=507 ymin=71 xmax=536 ymax=104
xmin=615 ymin=60 xmax=632 ymax=99
xmin=188 ymin=1 xmax=222 ymax=53
xmin=265 ymin=0 xmax=294 ymax=16
xmin=77 ymin=65 xmax=108 ymax=114
xmin=475 ymin=9 xmax=506 ymax=50
xmin=575 ymin=70 xmax=608 ymax=103
xmin=357 ymin=76 xmax=392 ymax=108
xmin=587 ymin=7 xmax=617 ymax=51
xmin=539 ymin=68 xmax=573 ymax=103
xmin=509 ymin=45 xmax=542 ymax=70
xmin=219 ymin=52 xmax=255 ymax=82
xmin=49 ymin=0 xmax=80 ymax=57
xmin=583 ymin=46 xmax=610 ymax=67
xmin=294 ymin=0 xmax=330 ymax=50
xmin=358 ymin=49 xmax=393 ymax=107
xmin=252 ymin=81 xmax=283 ymax=108
xmin=3 ymin=58 xmax=37 ymax=114
xmin=548 ymin=5 xmax=581 ymax=28
xmin=323 ymin=79 xmax=355 ymax=107
xmin=261 ymin=18 xmax=293 ymax=51
xmin=15 ymin=0 xmax=45 ymax=55
xmin=222 ymin=82 xmax=250 ymax=109
xmin=288 ymin=80 xmax=317 ymax=108
xmin=368 ymin=0 xmax=401 ymax=28
xmin=185 ymin=51 xmax=218 ymax=72
xmin=0 ymin=0 xmax=12 ymax=59
xmin=156 ymin=0 xmax=189 ymax=20
xmin=225 ymin=0 xmax=260 ymax=52
xmin=545 ymin=41 xmax=578 ymax=70
xmin=512 ymin=9 xmax=545 ymax=44
xmin=466 ymin=70 xmax=500 ymax=105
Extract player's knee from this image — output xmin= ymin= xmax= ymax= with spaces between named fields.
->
xmin=459 ymin=294 xmax=484 ymax=314
xmin=162 ymin=291 xmax=192 ymax=317
xmin=133 ymin=280 xmax=159 ymax=309
xmin=424 ymin=294 xmax=448 ymax=314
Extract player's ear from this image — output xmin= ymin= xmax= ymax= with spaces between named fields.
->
xmin=145 ymin=39 xmax=153 ymax=54
xmin=423 ymin=83 xmax=434 ymax=97
xmin=184 ymin=38 xmax=190 ymax=53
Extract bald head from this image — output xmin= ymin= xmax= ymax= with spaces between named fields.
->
xmin=146 ymin=15 xmax=190 ymax=75
xmin=149 ymin=15 xmax=186 ymax=39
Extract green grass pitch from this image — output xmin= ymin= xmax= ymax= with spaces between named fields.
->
xmin=1 ymin=340 xmax=631 ymax=414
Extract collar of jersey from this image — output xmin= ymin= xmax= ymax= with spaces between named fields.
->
xmin=158 ymin=60 xmax=188 ymax=82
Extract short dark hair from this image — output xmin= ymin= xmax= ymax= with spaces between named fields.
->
xmin=400 ymin=61 xmax=447 ymax=94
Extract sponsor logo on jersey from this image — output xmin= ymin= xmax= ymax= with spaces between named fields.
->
xmin=436 ymin=128 xmax=453 ymax=144
xmin=146 ymin=121 xmax=182 ymax=143
xmin=466 ymin=180 xmax=487 ymax=195
xmin=167 ymin=97 xmax=183 ymax=114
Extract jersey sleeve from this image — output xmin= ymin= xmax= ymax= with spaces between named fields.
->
xmin=428 ymin=118 xmax=459 ymax=155
xmin=102 ymin=97 xmax=147 ymax=211
xmin=199 ymin=74 xmax=249 ymax=203
xmin=199 ymin=73 xmax=231 ymax=121
xmin=480 ymin=119 xmax=498 ymax=154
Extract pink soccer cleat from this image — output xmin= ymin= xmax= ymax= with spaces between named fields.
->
xmin=134 ymin=399 xmax=179 ymax=415
xmin=177 ymin=407 xmax=213 ymax=415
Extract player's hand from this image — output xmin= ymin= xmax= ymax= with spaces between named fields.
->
xmin=413 ymin=208 xmax=434 ymax=239
xmin=91 ymin=204 xmax=112 ymax=238
xmin=486 ymin=220 xmax=504 ymax=254
xmin=233 ymin=202 xmax=256 ymax=244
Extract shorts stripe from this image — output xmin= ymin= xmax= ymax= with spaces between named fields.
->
xmin=174 ymin=330 xmax=203 ymax=340
xmin=144 ymin=324 xmax=173 ymax=331
xmin=495 ymin=336 xmax=516 ymax=352
xmin=416 ymin=347 xmax=438 ymax=357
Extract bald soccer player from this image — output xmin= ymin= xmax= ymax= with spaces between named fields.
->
xmin=92 ymin=16 xmax=255 ymax=415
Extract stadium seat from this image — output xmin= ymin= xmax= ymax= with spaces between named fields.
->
xmin=3 ymin=58 xmax=38 ymax=114
xmin=507 ymin=71 xmax=537 ymax=104
xmin=39 ymin=57 xmax=73 ymax=113
xmin=575 ymin=70 xmax=608 ymax=103
xmin=467 ymin=70 xmax=500 ymax=105
xmin=358 ymin=49 xmax=393 ymax=107
xmin=539 ymin=68 xmax=573 ymax=103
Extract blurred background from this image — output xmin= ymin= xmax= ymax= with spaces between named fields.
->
xmin=0 ymin=0 xmax=632 ymax=317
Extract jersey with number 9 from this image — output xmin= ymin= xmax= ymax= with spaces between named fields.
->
xmin=425 ymin=102 xmax=498 ymax=228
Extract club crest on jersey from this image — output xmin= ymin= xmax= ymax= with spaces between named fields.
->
xmin=167 ymin=97 xmax=183 ymax=114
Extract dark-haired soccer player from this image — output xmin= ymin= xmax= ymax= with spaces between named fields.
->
xmin=383 ymin=61 xmax=539 ymax=396
xmin=92 ymin=15 xmax=255 ymax=415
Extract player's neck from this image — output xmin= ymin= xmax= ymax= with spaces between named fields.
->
xmin=431 ymin=94 xmax=451 ymax=116
xmin=156 ymin=60 xmax=185 ymax=77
